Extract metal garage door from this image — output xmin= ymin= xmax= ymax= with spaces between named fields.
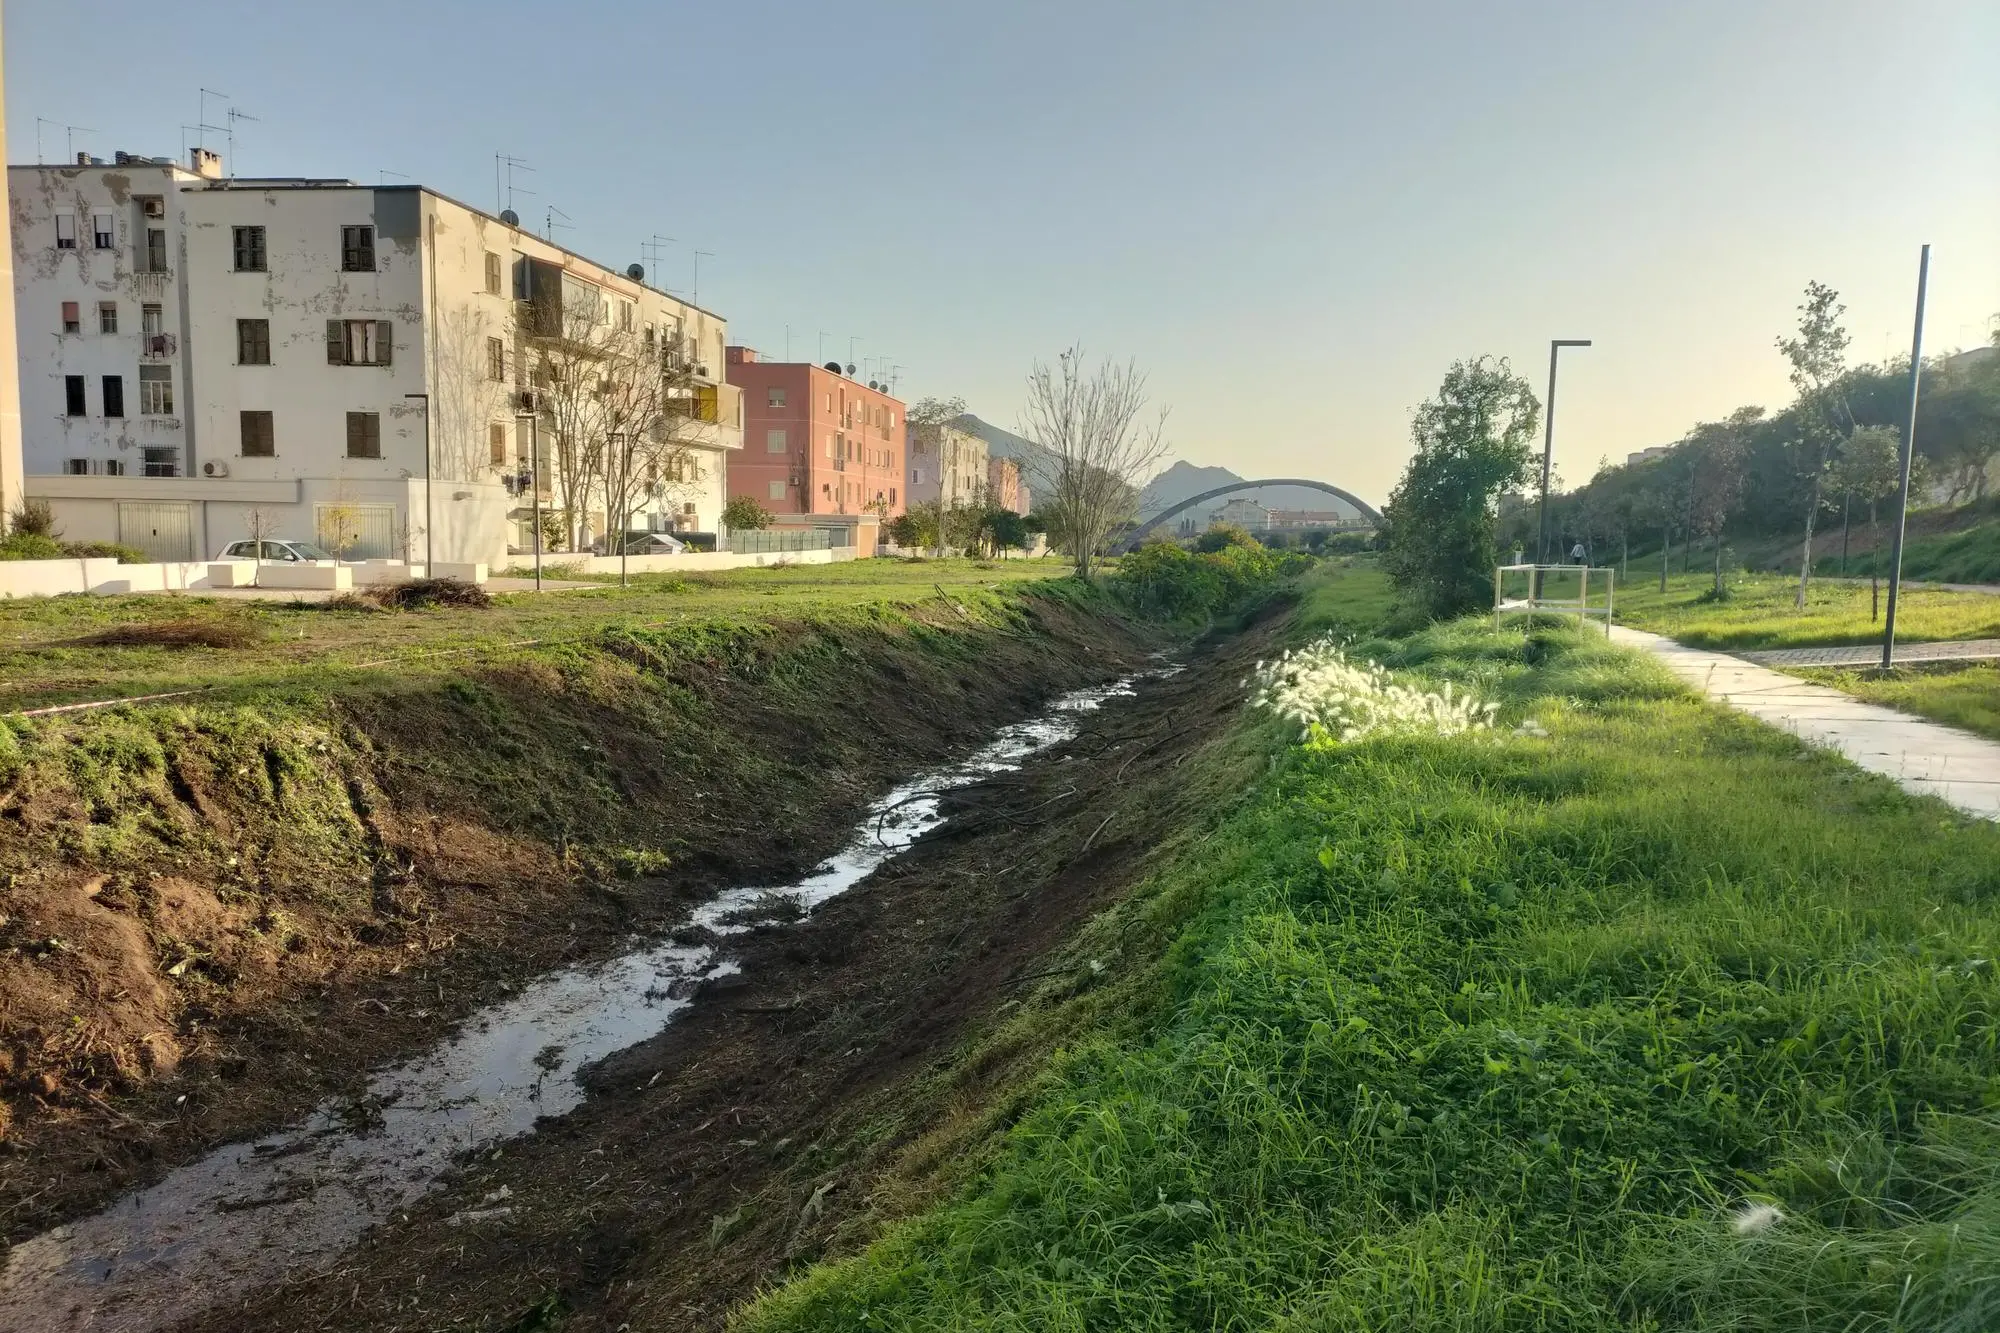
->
xmin=117 ymin=502 xmax=195 ymax=562
xmin=315 ymin=504 xmax=396 ymax=559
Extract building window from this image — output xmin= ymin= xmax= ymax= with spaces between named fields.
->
xmin=98 ymin=302 xmax=119 ymax=334
xmin=103 ymin=375 xmax=125 ymax=418
xmin=240 ymin=410 xmax=275 ymax=457
xmin=237 ymin=318 xmax=272 ymax=365
xmin=92 ymin=212 xmax=115 ymax=249
xmin=767 ymin=386 xmax=787 ymax=408
xmin=326 ymin=319 xmax=393 ymax=366
xmin=61 ymin=301 xmax=81 ymax=334
xmin=141 ymin=447 xmax=178 ymax=478
xmin=489 ymin=423 xmax=508 ymax=466
xmin=765 ymin=428 xmax=787 ymax=453
xmin=144 ymin=228 xmax=168 ymax=273
xmin=341 ymin=225 xmax=375 ymax=272
xmin=65 ymin=458 xmax=89 ymax=476
xmin=890 ymin=487 xmax=897 ymax=505
xmin=142 ymin=304 xmax=164 ymax=335
xmin=139 ymin=366 xmax=174 ymax=414
xmin=486 ymin=336 xmax=506 ymax=381
xmin=484 ymin=251 xmax=502 ymax=294
xmin=55 ymin=214 xmax=78 ymax=249
xmin=233 ymin=225 xmax=267 ymax=272
xmin=65 ymin=375 xmax=87 ymax=415
xmin=346 ymin=411 xmax=381 ymax=459
xmin=103 ymin=459 xmax=124 ymax=476
xmin=767 ymin=480 xmax=786 ymax=501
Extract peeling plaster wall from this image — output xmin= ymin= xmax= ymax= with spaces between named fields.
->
xmin=10 ymin=169 xmax=740 ymax=566
xmin=9 ymin=163 xmax=194 ymax=478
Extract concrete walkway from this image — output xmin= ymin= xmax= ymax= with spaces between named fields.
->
xmin=1610 ymin=625 xmax=2000 ymax=822
xmin=1742 ymin=638 xmax=2000 ymax=667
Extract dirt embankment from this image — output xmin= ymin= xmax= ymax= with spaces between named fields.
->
xmin=0 ymin=587 xmax=1156 ymax=1239
xmin=173 ymin=596 xmax=1291 ymax=1333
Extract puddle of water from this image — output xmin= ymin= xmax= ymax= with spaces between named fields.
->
xmin=0 ymin=673 xmax=1152 ymax=1332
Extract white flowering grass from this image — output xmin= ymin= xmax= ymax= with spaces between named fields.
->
xmin=1249 ymin=635 xmax=1496 ymax=747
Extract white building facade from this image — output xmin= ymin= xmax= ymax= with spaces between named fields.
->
xmin=10 ymin=152 xmax=740 ymax=567
xmin=907 ymin=422 xmax=988 ymax=510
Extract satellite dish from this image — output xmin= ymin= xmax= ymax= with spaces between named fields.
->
xmin=626 ymin=262 xmax=645 ymax=281
xmin=844 ymin=363 xmax=856 ymax=376
xmin=823 ymin=360 xmax=843 ymax=373
xmin=499 ymin=208 xmax=520 ymax=226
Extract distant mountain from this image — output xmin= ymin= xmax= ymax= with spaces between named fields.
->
xmin=954 ymin=414 xmax=1058 ymax=492
xmin=1138 ymin=460 xmax=1369 ymax=522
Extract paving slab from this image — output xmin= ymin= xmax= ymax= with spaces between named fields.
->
xmin=1610 ymin=625 xmax=2000 ymax=822
xmin=1741 ymin=638 xmax=2000 ymax=667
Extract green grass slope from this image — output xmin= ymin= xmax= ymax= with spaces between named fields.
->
xmin=737 ymin=582 xmax=2000 ymax=1331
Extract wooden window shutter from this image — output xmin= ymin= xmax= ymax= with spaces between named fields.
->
xmin=346 ymin=412 xmax=362 ymax=454
xmin=326 ymin=320 xmax=343 ymax=364
xmin=375 ymin=321 xmax=393 ymax=365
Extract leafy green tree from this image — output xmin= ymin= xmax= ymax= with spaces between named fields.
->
xmin=941 ymin=501 xmax=987 ymax=555
xmin=1777 ymin=282 xmax=1852 ymax=608
xmin=1379 ymin=357 xmax=1540 ymax=619
xmin=982 ymin=507 xmax=1030 ymax=555
xmin=722 ymin=496 xmax=773 ymax=531
xmin=1685 ymin=407 xmax=1758 ymax=595
xmin=1193 ymin=522 xmax=1259 ymax=554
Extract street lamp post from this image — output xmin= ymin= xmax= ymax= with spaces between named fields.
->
xmin=1537 ymin=339 xmax=1593 ymax=575
xmin=404 ymin=393 xmax=432 ymax=572
xmin=516 ymin=413 xmax=542 ymax=591
xmin=1881 ymin=244 xmax=1932 ymax=669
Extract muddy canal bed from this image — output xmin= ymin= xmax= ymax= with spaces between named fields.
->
xmin=2 ymin=674 xmax=1162 ymax=1333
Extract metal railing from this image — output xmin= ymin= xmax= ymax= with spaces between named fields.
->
xmin=1492 ymin=563 xmax=1614 ymax=636
xmin=727 ymin=527 xmax=851 ymax=553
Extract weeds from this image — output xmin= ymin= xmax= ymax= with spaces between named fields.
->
xmin=75 ymin=617 xmax=264 ymax=650
xmin=739 ymin=599 xmax=2000 ymax=1333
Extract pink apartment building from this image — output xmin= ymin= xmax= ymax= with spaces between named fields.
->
xmin=726 ymin=347 xmax=905 ymax=541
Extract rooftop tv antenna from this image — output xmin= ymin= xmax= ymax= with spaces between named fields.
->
xmin=543 ymin=205 xmax=572 ymax=242
xmin=641 ymin=234 xmax=680 ymax=292
xmin=692 ymin=250 xmax=714 ymax=308
xmin=196 ymin=88 xmax=231 ymax=149
xmin=37 ymin=119 xmax=97 ymax=163
xmin=494 ymin=154 xmax=535 ymax=214
xmin=379 ymin=170 xmax=412 ymax=185
xmin=225 ymin=105 xmax=259 ymax=176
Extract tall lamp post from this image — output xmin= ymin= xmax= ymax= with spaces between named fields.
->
xmin=1880 ymin=244 xmax=1932 ymax=669
xmin=1537 ymin=339 xmax=1593 ymax=569
xmin=516 ymin=413 xmax=542 ymax=591
xmin=404 ymin=393 xmax=432 ymax=571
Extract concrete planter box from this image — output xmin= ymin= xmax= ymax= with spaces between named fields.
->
xmin=206 ymin=562 xmax=258 ymax=588
xmin=429 ymin=562 xmax=488 ymax=583
xmin=254 ymin=564 xmax=353 ymax=591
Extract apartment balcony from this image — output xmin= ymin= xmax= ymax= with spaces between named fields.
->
xmin=140 ymin=333 xmax=178 ymax=360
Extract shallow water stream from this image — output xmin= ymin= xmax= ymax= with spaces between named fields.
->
xmin=1 ymin=673 xmax=1150 ymax=1332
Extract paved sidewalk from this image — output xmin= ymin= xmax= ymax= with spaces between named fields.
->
xmin=1610 ymin=625 xmax=2000 ymax=822
xmin=1742 ymin=638 xmax=2000 ymax=667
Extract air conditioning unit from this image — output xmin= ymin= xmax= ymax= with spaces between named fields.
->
xmin=202 ymin=460 xmax=229 ymax=478
xmin=515 ymin=389 xmax=540 ymax=412
xmin=141 ymin=196 xmax=166 ymax=218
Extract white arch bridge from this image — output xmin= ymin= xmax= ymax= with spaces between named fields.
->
xmin=1116 ymin=479 xmax=1381 ymax=552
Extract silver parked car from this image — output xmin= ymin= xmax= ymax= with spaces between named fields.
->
xmin=215 ymin=539 xmax=341 ymax=563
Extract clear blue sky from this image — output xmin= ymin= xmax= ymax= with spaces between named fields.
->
xmin=9 ymin=0 xmax=1995 ymax=502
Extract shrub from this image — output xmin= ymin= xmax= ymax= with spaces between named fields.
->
xmin=8 ymin=498 xmax=58 ymax=538
xmin=1194 ymin=522 xmax=1260 ymax=554
xmin=62 ymin=541 xmax=149 ymax=563
xmin=1115 ymin=538 xmax=1286 ymax=618
xmin=722 ymin=496 xmax=774 ymax=531
xmin=0 ymin=532 xmax=66 ymax=561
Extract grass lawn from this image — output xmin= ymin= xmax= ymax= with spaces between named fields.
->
xmin=1612 ymin=570 xmax=2000 ymax=651
xmin=0 ymin=557 xmax=1068 ymax=713
xmin=738 ymin=563 xmax=2000 ymax=1332
xmin=1796 ymin=660 xmax=2000 ymax=744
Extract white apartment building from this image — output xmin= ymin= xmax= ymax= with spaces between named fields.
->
xmin=10 ymin=149 xmax=741 ymax=567
xmin=907 ymin=422 xmax=988 ymax=510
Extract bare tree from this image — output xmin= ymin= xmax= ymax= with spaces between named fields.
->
xmin=597 ymin=326 xmax=722 ymax=585
xmin=1019 ymin=348 xmax=1170 ymax=578
xmin=242 ymin=508 xmax=277 ymax=586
